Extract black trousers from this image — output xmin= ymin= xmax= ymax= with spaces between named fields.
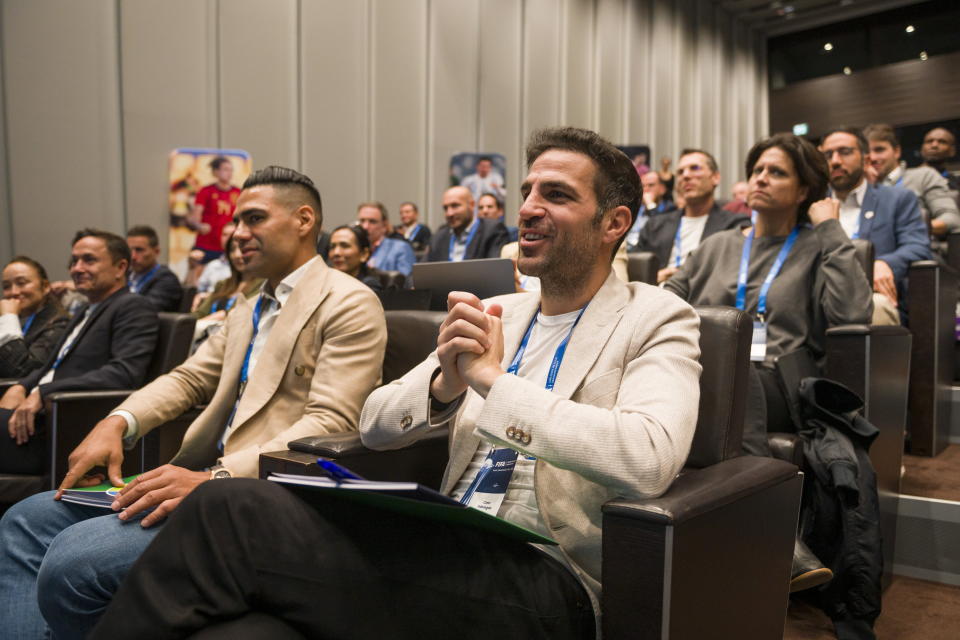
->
xmin=0 ymin=408 xmax=46 ymax=474
xmin=90 ymin=479 xmax=596 ymax=640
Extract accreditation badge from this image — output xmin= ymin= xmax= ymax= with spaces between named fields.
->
xmin=462 ymin=448 xmax=518 ymax=514
xmin=751 ymin=321 xmax=768 ymax=362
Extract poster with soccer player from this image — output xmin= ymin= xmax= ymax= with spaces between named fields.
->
xmin=449 ymin=153 xmax=507 ymax=216
xmin=168 ymin=148 xmax=251 ymax=283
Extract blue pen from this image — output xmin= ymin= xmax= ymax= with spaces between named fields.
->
xmin=317 ymin=459 xmax=365 ymax=481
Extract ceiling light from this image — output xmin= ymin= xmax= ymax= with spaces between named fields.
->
xmin=920 ymin=51 xmax=928 ymax=61
xmin=823 ymin=43 xmax=834 ymax=51
xmin=905 ymin=25 xmax=915 ymax=33
xmin=843 ymin=66 xmax=852 ymax=75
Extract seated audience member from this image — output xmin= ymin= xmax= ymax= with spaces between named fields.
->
xmin=357 ymin=201 xmax=415 ymax=277
xmin=921 ymin=126 xmax=960 ymax=198
xmin=194 ymin=222 xmax=236 ymax=301
xmin=87 ymin=126 xmax=702 ymax=640
xmin=624 ymin=170 xmax=677 ymax=250
xmin=0 ymin=230 xmax=159 ymax=475
xmin=191 ymin=235 xmax=264 ymax=345
xmin=125 ymin=225 xmax=184 ymax=312
xmin=819 ymin=127 xmax=931 ymax=325
xmin=664 ymin=133 xmax=874 ymax=598
xmin=633 ymin=149 xmax=750 ymax=283
xmin=722 ymin=180 xmax=752 ymax=216
xmin=0 ymin=166 xmax=388 ymax=639
xmin=863 ymin=123 xmax=960 ymax=236
xmin=328 ymin=224 xmax=404 ymax=293
xmin=478 ymin=192 xmax=519 ymax=242
xmin=398 ymin=201 xmax=432 ymax=255
xmin=0 ymin=257 xmax=70 ymax=379
xmin=427 ymin=186 xmax=510 ymax=261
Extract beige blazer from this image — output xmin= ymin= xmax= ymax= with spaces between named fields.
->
xmin=360 ymin=270 xmax=701 ymax=608
xmin=119 ymin=258 xmax=387 ymax=478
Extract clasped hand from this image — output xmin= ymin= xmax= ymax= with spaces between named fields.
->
xmin=431 ymin=292 xmax=505 ymax=403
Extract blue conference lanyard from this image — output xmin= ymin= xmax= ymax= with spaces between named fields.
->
xmin=672 ymin=219 xmax=685 ymax=267
xmin=211 ymin=296 xmax=238 ymax=314
xmin=238 ymin=295 xmax=270 ymax=394
xmin=460 ymin=304 xmax=588 ymax=506
xmin=895 ymin=175 xmax=904 ymax=188
xmin=20 ymin=312 xmax=37 ymax=335
xmin=735 ymin=226 xmax=800 ymax=319
xmin=448 ymin=219 xmax=480 ymax=261
xmin=129 ymin=264 xmax=160 ymax=294
xmin=406 ymin=223 xmax=422 ymax=241
xmin=51 ymin=308 xmax=92 ymax=370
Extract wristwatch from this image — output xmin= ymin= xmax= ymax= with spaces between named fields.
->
xmin=209 ymin=465 xmax=232 ymax=480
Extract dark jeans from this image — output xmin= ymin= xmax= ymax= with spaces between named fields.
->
xmin=91 ymin=479 xmax=596 ymax=640
xmin=0 ymin=408 xmax=46 ymax=474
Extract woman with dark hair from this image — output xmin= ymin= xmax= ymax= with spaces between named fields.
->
xmin=327 ymin=225 xmax=403 ymax=293
xmin=0 ymin=256 xmax=70 ymax=378
xmin=192 ymin=236 xmax=264 ymax=345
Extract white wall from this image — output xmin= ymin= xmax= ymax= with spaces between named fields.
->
xmin=0 ymin=0 xmax=768 ymax=277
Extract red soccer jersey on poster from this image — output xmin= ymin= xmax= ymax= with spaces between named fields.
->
xmin=194 ymin=184 xmax=241 ymax=251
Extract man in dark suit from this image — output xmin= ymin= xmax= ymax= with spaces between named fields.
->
xmin=633 ymin=149 xmax=750 ymax=283
xmin=820 ymin=127 xmax=931 ymax=325
xmin=126 ymin=225 xmax=184 ymax=312
xmin=0 ymin=229 xmax=158 ymax=473
xmin=427 ymin=186 xmax=509 ymax=262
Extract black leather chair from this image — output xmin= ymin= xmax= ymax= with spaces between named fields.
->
xmin=261 ymin=306 xmax=802 ymax=640
xmin=179 ymin=286 xmax=198 ymax=313
xmin=626 ymin=252 xmax=658 ymax=285
xmin=376 ymin=270 xmax=406 ymax=291
xmin=0 ymin=312 xmax=197 ymax=501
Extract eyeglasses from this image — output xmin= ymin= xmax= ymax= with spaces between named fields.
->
xmin=822 ymin=147 xmax=858 ymax=160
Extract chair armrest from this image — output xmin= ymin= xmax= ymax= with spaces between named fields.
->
xmin=768 ymin=432 xmax=802 ymax=466
xmin=602 ymin=456 xmax=801 ymax=640
xmin=260 ymin=427 xmax=451 ymax=489
xmin=601 ymin=456 xmax=797 ymax=526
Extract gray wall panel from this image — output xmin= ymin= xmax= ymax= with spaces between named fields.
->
xmin=3 ymin=0 xmax=124 ymax=278
xmin=594 ymin=0 xmax=625 ymax=141
xmin=562 ymin=0 xmax=594 ymax=131
xmin=300 ymin=0 xmax=370 ymax=229
xmin=220 ymin=0 xmax=299 ymax=171
xmin=0 ymin=13 xmax=11 ymax=267
xmin=370 ymin=0 xmax=428 ymax=225
xmin=120 ymin=0 xmax=219 ymax=260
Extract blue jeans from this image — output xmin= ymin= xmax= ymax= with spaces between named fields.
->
xmin=0 ymin=491 xmax=162 ymax=640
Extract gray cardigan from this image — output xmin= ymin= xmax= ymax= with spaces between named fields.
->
xmin=664 ymin=219 xmax=873 ymax=366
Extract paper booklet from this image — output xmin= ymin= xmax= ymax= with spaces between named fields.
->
xmin=60 ymin=476 xmax=140 ymax=508
xmin=268 ymin=470 xmax=558 ymax=545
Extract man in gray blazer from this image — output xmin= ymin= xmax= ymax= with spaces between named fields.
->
xmin=89 ymin=127 xmax=702 ymax=640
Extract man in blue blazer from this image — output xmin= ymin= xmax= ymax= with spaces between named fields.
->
xmin=357 ymin=202 xmax=415 ymax=277
xmin=820 ymin=127 xmax=931 ymax=324
xmin=126 ymin=225 xmax=184 ymax=312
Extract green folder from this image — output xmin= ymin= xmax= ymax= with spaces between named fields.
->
xmin=60 ymin=475 xmax=140 ymax=508
xmin=269 ymin=473 xmax=557 ymax=545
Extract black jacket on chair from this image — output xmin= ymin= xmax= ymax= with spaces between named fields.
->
xmin=17 ymin=287 xmax=159 ymax=396
xmin=426 ymin=219 xmax=510 ymax=262
xmin=632 ymin=204 xmax=750 ymax=268
xmin=0 ymin=299 xmax=70 ymax=379
xmin=135 ymin=264 xmax=184 ymax=312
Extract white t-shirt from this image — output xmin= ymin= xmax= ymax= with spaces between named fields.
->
xmin=666 ymin=214 xmax=709 ymax=267
xmin=838 ymin=179 xmax=868 ymax=238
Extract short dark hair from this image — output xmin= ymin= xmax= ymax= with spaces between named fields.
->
xmin=356 ymin=201 xmax=388 ymax=223
xmin=821 ymin=126 xmax=868 ymax=155
xmin=210 ymin=156 xmax=231 ymax=171
xmin=126 ymin=225 xmax=160 ymax=248
xmin=744 ymin=133 xmax=829 ymax=224
xmin=525 ymin=127 xmax=641 ymax=255
xmin=242 ymin=165 xmax=323 ymax=230
xmin=679 ymin=148 xmax=719 ymax=173
xmin=5 ymin=255 xmax=49 ymax=283
xmin=477 ymin=156 xmax=493 ymax=165
xmin=331 ymin=224 xmax=372 ymax=254
xmin=863 ymin=123 xmax=900 ymax=149
xmin=399 ymin=201 xmax=418 ymax=213
xmin=72 ymin=229 xmax=131 ymax=266
xmin=478 ymin=192 xmax=503 ymax=210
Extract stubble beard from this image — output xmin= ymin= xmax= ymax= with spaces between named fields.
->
xmin=520 ymin=216 xmax=602 ymax=299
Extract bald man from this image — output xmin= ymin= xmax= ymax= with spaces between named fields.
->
xmin=921 ymin=127 xmax=959 ymax=200
xmin=427 ymin=186 xmax=510 ymax=261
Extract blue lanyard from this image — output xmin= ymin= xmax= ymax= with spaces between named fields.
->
xmin=673 ymin=218 xmax=684 ymax=267
xmin=239 ymin=295 xmax=270 ymax=390
xmin=51 ymin=309 xmax=91 ymax=370
xmin=448 ymin=219 xmax=480 ymax=261
xmin=507 ymin=304 xmax=588 ymax=391
xmin=129 ymin=264 xmax=160 ymax=293
xmin=735 ymin=226 xmax=800 ymax=318
xmin=895 ymin=175 xmax=904 ymax=188
xmin=211 ymin=296 xmax=237 ymax=314
xmin=21 ymin=312 xmax=37 ymax=335
xmin=406 ymin=223 xmax=421 ymax=240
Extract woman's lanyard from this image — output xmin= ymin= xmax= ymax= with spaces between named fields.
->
xmin=448 ymin=219 xmax=480 ymax=261
xmin=21 ymin=312 xmax=37 ymax=335
xmin=459 ymin=304 xmax=588 ymax=510
xmin=211 ymin=296 xmax=238 ymax=314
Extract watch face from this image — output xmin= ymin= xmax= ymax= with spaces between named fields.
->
xmin=214 ymin=470 xmax=232 ymax=479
